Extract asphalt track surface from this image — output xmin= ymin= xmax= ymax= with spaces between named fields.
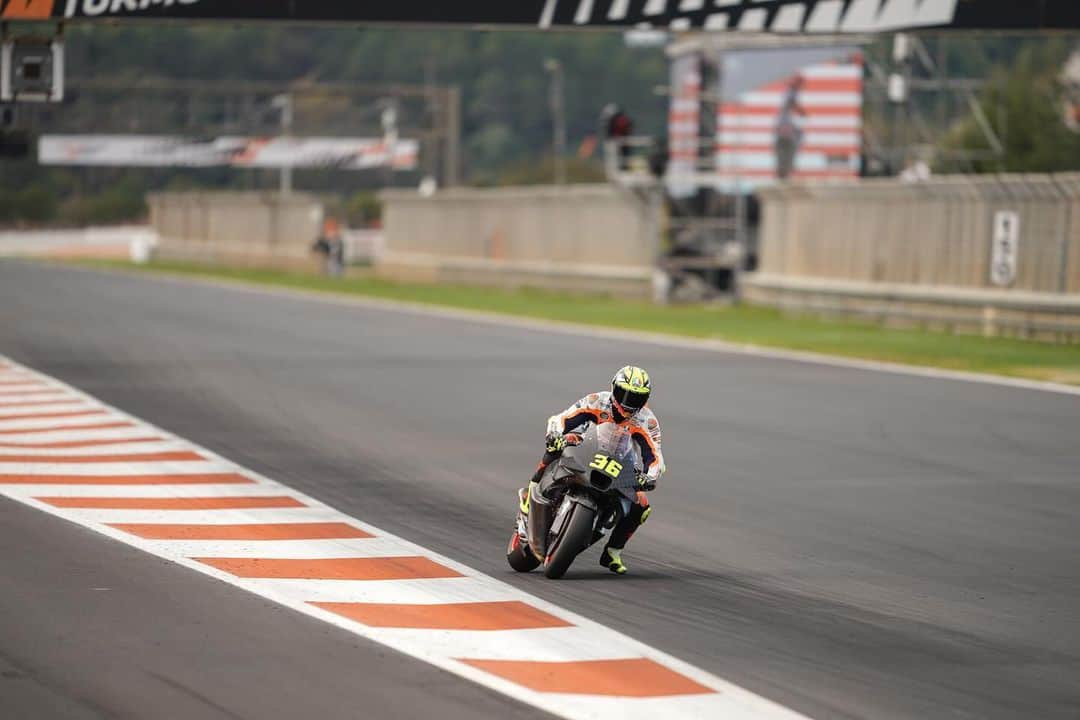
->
xmin=1 ymin=261 xmax=1078 ymax=720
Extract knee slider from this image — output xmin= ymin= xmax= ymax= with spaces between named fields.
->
xmin=639 ymin=506 xmax=652 ymax=524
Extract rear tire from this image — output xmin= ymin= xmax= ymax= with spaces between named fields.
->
xmin=506 ymin=532 xmax=541 ymax=572
xmin=543 ymin=502 xmax=596 ymax=579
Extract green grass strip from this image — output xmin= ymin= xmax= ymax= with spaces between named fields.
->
xmin=64 ymin=259 xmax=1080 ymax=386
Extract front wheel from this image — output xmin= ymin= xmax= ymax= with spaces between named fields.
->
xmin=506 ymin=532 xmax=541 ymax=572
xmin=543 ymin=502 xmax=596 ymax=579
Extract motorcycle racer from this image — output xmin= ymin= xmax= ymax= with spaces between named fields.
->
xmin=522 ymin=365 xmax=664 ymax=575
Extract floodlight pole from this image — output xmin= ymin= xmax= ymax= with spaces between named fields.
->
xmin=545 ymin=58 xmax=567 ymax=185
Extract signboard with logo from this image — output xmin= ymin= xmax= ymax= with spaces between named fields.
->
xmin=713 ymin=45 xmax=863 ymax=193
xmin=666 ymin=52 xmax=702 ymax=196
xmin=1 ymin=0 xmax=1079 ymax=31
xmin=38 ymin=134 xmax=419 ymax=170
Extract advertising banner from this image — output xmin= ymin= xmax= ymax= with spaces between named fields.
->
xmin=666 ymin=52 xmax=702 ymax=196
xmin=38 ymin=134 xmax=419 ymax=170
xmin=714 ymin=46 xmax=862 ymax=192
xmin=2 ymin=0 xmax=1079 ymax=32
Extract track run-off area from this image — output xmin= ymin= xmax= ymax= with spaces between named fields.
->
xmin=1 ymin=261 xmax=1078 ymax=720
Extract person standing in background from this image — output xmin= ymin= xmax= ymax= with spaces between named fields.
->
xmin=774 ymin=75 xmax=806 ymax=181
xmin=312 ymin=216 xmax=345 ymax=277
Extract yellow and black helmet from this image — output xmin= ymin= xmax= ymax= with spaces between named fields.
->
xmin=611 ymin=365 xmax=651 ymax=415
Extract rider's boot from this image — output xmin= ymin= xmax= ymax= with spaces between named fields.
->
xmin=600 ymin=499 xmax=651 ymax=575
xmin=518 ymin=483 xmax=534 ymax=517
xmin=599 ymin=546 xmax=628 ymax=575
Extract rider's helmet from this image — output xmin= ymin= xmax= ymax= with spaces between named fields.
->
xmin=611 ymin=366 xmax=651 ymax=417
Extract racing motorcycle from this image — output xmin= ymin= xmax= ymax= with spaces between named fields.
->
xmin=507 ymin=421 xmax=640 ymax=579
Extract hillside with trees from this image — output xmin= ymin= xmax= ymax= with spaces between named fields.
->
xmin=1 ymin=27 xmax=1078 ymax=226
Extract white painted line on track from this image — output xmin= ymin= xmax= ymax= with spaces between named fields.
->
xmin=0 ymin=440 xmax=191 ymax=455
xmin=0 ymin=393 xmax=77 ymax=405
xmin=0 ymin=402 xmax=94 ymax=416
xmin=0 ymin=461 xmax=234 ymax=475
xmin=16 ymin=483 xmax=306 ymax=498
xmin=0 ymin=427 xmax=168 ymax=443
xmin=43 ymin=507 xmax=352 ymax=524
xmin=255 ymin=576 xmax=528 ymax=605
xmin=0 ymin=396 xmax=84 ymax=407
xmin=0 ymin=415 xmax=122 ymax=432
xmin=49 ymin=262 xmax=1080 ymax=398
xmin=0 ymin=353 xmax=812 ymax=720
xmin=126 ymin=536 xmax=417 ymax=559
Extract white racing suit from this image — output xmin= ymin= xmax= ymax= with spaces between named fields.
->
xmin=531 ymin=391 xmax=664 ymax=552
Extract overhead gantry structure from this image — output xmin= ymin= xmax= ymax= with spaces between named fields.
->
xmin=1 ymin=1 xmax=1078 ymax=126
xmin=0 ymin=0 xmax=1078 ymax=32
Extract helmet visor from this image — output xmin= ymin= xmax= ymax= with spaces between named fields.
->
xmin=612 ymin=384 xmax=649 ymax=414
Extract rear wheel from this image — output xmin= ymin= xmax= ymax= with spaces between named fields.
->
xmin=506 ymin=531 xmax=541 ymax=572
xmin=543 ymin=502 xmax=596 ymax=579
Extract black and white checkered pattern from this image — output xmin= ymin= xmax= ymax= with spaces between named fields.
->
xmin=538 ymin=0 xmax=960 ymax=33
xmin=45 ymin=0 xmax=1079 ymax=30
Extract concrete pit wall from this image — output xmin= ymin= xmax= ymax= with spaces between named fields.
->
xmin=378 ymin=185 xmax=660 ymax=298
xmin=745 ymin=175 xmax=1080 ymax=339
xmin=149 ymin=192 xmax=324 ymax=270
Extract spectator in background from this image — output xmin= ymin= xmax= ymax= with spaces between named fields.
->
xmin=603 ymin=104 xmax=635 ymax=169
xmin=774 ymin=75 xmax=806 ymax=181
xmin=312 ymin=216 xmax=345 ymax=277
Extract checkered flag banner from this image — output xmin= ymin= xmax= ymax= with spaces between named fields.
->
xmin=1 ymin=0 xmax=1077 ymax=30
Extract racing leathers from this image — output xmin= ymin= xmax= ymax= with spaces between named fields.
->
xmin=529 ymin=391 xmax=664 ymax=563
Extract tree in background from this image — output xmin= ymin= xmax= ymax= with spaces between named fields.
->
xmin=62 ymin=26 xmax=668 ymax=182
xmin=1 ymin=26 xmax=668 ymax=225
xmin=938 ymin=39 xmax=1080 ymax=173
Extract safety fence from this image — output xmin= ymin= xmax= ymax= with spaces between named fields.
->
xmin=746 ymin=174 xmax=1080 ymax=339
xmin=0 ymin=225 xmax=154 ymax=260
xmin=378 ymin=184 xmax=660 ymax=298
xmin=149 ymin=192 xmax=324 ymax=270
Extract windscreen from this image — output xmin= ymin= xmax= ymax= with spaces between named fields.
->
xmin=594 ymin=422 xmax=632 ymax=461
xmin=559 ymin=422 xmax=641 ymax=498
xmin=594 ymin=423 xmax=642 ymax=495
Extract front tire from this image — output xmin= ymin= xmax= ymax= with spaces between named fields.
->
xmin=506 ymin=532 xmax=541 ymax=572
xmin=543 ymin=502 xmax=595 ymax=579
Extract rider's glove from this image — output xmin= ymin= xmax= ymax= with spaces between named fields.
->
xmin=636 ymin=472 xmax=657 ymax=492
xmin=545 ymin=432 xmax=566 ymax=453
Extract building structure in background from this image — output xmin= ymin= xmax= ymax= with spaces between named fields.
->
xmin=630 ymin=35 xmax=868 ymax=300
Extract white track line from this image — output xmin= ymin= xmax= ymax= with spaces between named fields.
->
xmin=0 ymin=440 xmax=192 ymax=455
xmin=125 ymin=536 xmax=417 ymax=559
xmin=0 ymin=461 xmax=233 ymax=475
xmin=0 ymin=393 xmax=81 ymax=405
xmin=0 ymin=354 xmax=810 ymax=720
xmin=257 ymin=576 xmax=527 ymax=605
xmin=64 ymin=263 xmax=1080 ymax=398
xmin=0 ymin=415 xmax=124 ymax=432
xmin=0 ymin=402 xmax=95 ymax=416
xmin=0 ymin=427 xmax=169 ymax=443
xmin=15 ymin=484 xmax=306 ymax=498
xmin=43 ymin=507 xmax=351 ymax=524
